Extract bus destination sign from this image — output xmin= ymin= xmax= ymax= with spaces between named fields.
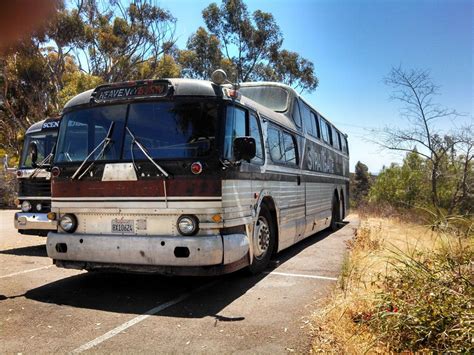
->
xmin=94 ymin=82 xmax=168 ymax=102
xmin=41 ymin=119 xmax=59 ymax=130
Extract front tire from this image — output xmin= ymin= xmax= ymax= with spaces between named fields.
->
xmin=247 ymin=206 xmax=275 ymax=275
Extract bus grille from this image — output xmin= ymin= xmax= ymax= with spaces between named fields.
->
xmin=18 ymin=179 xmax=51 ymax=197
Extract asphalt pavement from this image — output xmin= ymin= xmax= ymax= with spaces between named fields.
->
xmin=0 ymin=209 xmax=358 ymax=353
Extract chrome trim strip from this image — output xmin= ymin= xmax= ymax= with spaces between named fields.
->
xmin=265 ymin=166 xmax=350 ymax=181
xmin=18 ymin=196 xmax=52 ymax=200
xmin=52 ymin=196 xmax=222 ymax=201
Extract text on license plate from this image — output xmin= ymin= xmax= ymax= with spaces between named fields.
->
xmin=111 ymin=219 xmax=135 ymax=233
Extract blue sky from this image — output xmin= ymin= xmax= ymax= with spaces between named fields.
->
xmin=163 ymin=0 xmax=473 ymax=172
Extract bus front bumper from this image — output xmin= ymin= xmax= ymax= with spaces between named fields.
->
xmin=46 ymin=232 xmax=249 ymax=272
xmin=14 ymin=212 xmax=57 ymax=232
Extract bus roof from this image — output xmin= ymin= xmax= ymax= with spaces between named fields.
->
xmin=63 ymin=78 xmax=299 ymax=133
xmin=63 ymin=78 xmax=224 ymax=110
xmin=62 ymin=78 xmax=345 ymax=137
xmin=25 ymin=117 xmax=60 ymax=135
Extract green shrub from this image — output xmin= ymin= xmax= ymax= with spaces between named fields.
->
xmin=366 ymin=236 xmax=473 ymax=352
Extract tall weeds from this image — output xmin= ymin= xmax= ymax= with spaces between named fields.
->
xmin=368 ymin=233 xmax=473 ymax=352
xmin=311 ymin=214 xmax=473 ymax=353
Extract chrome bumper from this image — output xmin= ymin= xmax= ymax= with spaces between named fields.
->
xmin=46 ymin=233 xmax=249 ymax=267
xmin=14 ymin=212 xmax=57 ymax=231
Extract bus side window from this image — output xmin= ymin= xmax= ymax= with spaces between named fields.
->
xmin=301 ymin=103 xmax=317 ymax=137
xmin=327 ymin=122 xmax=333 ymax=145
xmin=312 ymin=112 xmax=320 ymax=139
xmin=320 ymin=117 xmax=329 ymax=144
xmin=332 ymin=127 xmax=341 ymax=150
xmin=340 ymin=134 xmax=347 ymax=153
xmin=268 ymin=125 xmax=298 ymax=166
xmin=249 ymin=113 xmax=264 ymax=164
xmin=268 ymin=127 xmax=284 ymax=162
xmin=292 ymin=99 xmax=302 ymax=128
xmin=282 ymin=131 xmax=297 ymax=165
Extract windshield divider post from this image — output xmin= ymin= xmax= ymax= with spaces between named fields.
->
xmin=163 ymin=180 xmax=168 ymax=208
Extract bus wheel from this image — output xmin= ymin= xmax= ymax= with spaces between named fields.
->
xmin=340 ymin=192 xmax=346 ymax=220
xmin=248 ymin=206 xmax=275 ymax=275
xmin=330 ymin=194 xmax=341 ymax=231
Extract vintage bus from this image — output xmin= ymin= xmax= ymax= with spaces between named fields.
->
xmin=46 ymin=72 xmax=349 ymax=275
xmin=14 ymin=117 xmax=59 ymax=236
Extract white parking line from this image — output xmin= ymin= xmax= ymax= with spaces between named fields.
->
xmin=264 ymin=271 xmax=338 ymax=281
xmin=73 ymin=281 xmax=217 ymax=353
xmin=0 ymin=265 xmax=53 ymax=279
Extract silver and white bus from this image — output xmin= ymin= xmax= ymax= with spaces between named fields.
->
xmin=46 ymin=72 xmax=349 ymax=275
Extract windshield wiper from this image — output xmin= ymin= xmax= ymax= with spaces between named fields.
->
xmin=71 ymin=122 xmax=115 ymax=180
xmin=126 ymin=127 xmax=169 ymax=178
xmin=30 ymin=144 xmax=56 ymax=179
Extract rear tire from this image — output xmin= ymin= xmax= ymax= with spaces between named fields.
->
xmin=330 ymin=193 xmax=341 ymax=231
xmin=340 ymin=192 xmax=346 ymax=220
xmin=247 ymin=206 xmax=275 ymax=275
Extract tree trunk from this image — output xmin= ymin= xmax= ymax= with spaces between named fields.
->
xmin=431 ymin=162 xmax=441 ymax=215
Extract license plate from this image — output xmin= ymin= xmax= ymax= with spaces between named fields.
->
xmin=111 ymin=219 xmax=135 ymax=234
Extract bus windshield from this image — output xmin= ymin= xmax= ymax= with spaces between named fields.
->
xmin=55 ymin=100 xmax=219 ymax=163
xmin=20 ymin=131 xmax=57 ymax=168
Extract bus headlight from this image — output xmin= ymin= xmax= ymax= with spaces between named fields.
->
xmin=36 ymin=203 xmax=42 ymax=211
xmin=177 ymin=215 xmax=199 ymax=236
xmin=21 ymin=200 xmax=32 ymax=212
xmin=59 ymin=214 xmax=78 ymax=233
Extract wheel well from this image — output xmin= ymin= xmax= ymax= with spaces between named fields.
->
xmin=340 ymin=188 xmax=345 ymax=218
xmin=261 ymin=196 xmax=278 ymax=255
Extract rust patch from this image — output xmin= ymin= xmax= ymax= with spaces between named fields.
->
xmin=52 ymin=177 xmax=221 ymax=198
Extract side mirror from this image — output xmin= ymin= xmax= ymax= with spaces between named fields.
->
xmin=233 ymin=136 xmax=256 ymax=162
xmin=29 ymin=142 xmax=38 ymax=168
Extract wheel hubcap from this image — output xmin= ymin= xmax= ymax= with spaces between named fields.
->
xmin=254 ymin=216 xmax=270 ymax=259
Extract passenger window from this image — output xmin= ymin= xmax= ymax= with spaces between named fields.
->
xmin=342 ymin=136 xmax=349 ymax=154
xmin=292 ymin=100 xmax=302 ymax=127
xmin=282 ymin=132 xmax=297 ymax=165
xmin=340 ymin=134 xmax=347 ymax=153
xmin=301 ymin=103 xmax=317 ymax=137
xmin=268 ymin=127 xmax=284 ymax=162
xmin=320 ymin=117 xmax=329 ymax=144
xmin=249 ymin=113 xmax=264 ymax=164
xmin=326 ymin=122 xmax=333 ymax=145
xmin=332 ymin=127 xmax=341 ymax=150
xmin=267 ymin=125 xmax=298 ymax=166
xmin=312 ymin=112 xmax=320 ymax=138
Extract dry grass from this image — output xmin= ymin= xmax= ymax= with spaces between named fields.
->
xmin=310 ymin=215 xmax=473 ymax=353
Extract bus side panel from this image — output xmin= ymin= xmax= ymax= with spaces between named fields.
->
xmin=304 ymin=181 xmax=334 ymax=236
xmin=222 ymin=179 xmax=254 ymax=227
xmin=222 ymin=177 xmax=306 ymax=253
